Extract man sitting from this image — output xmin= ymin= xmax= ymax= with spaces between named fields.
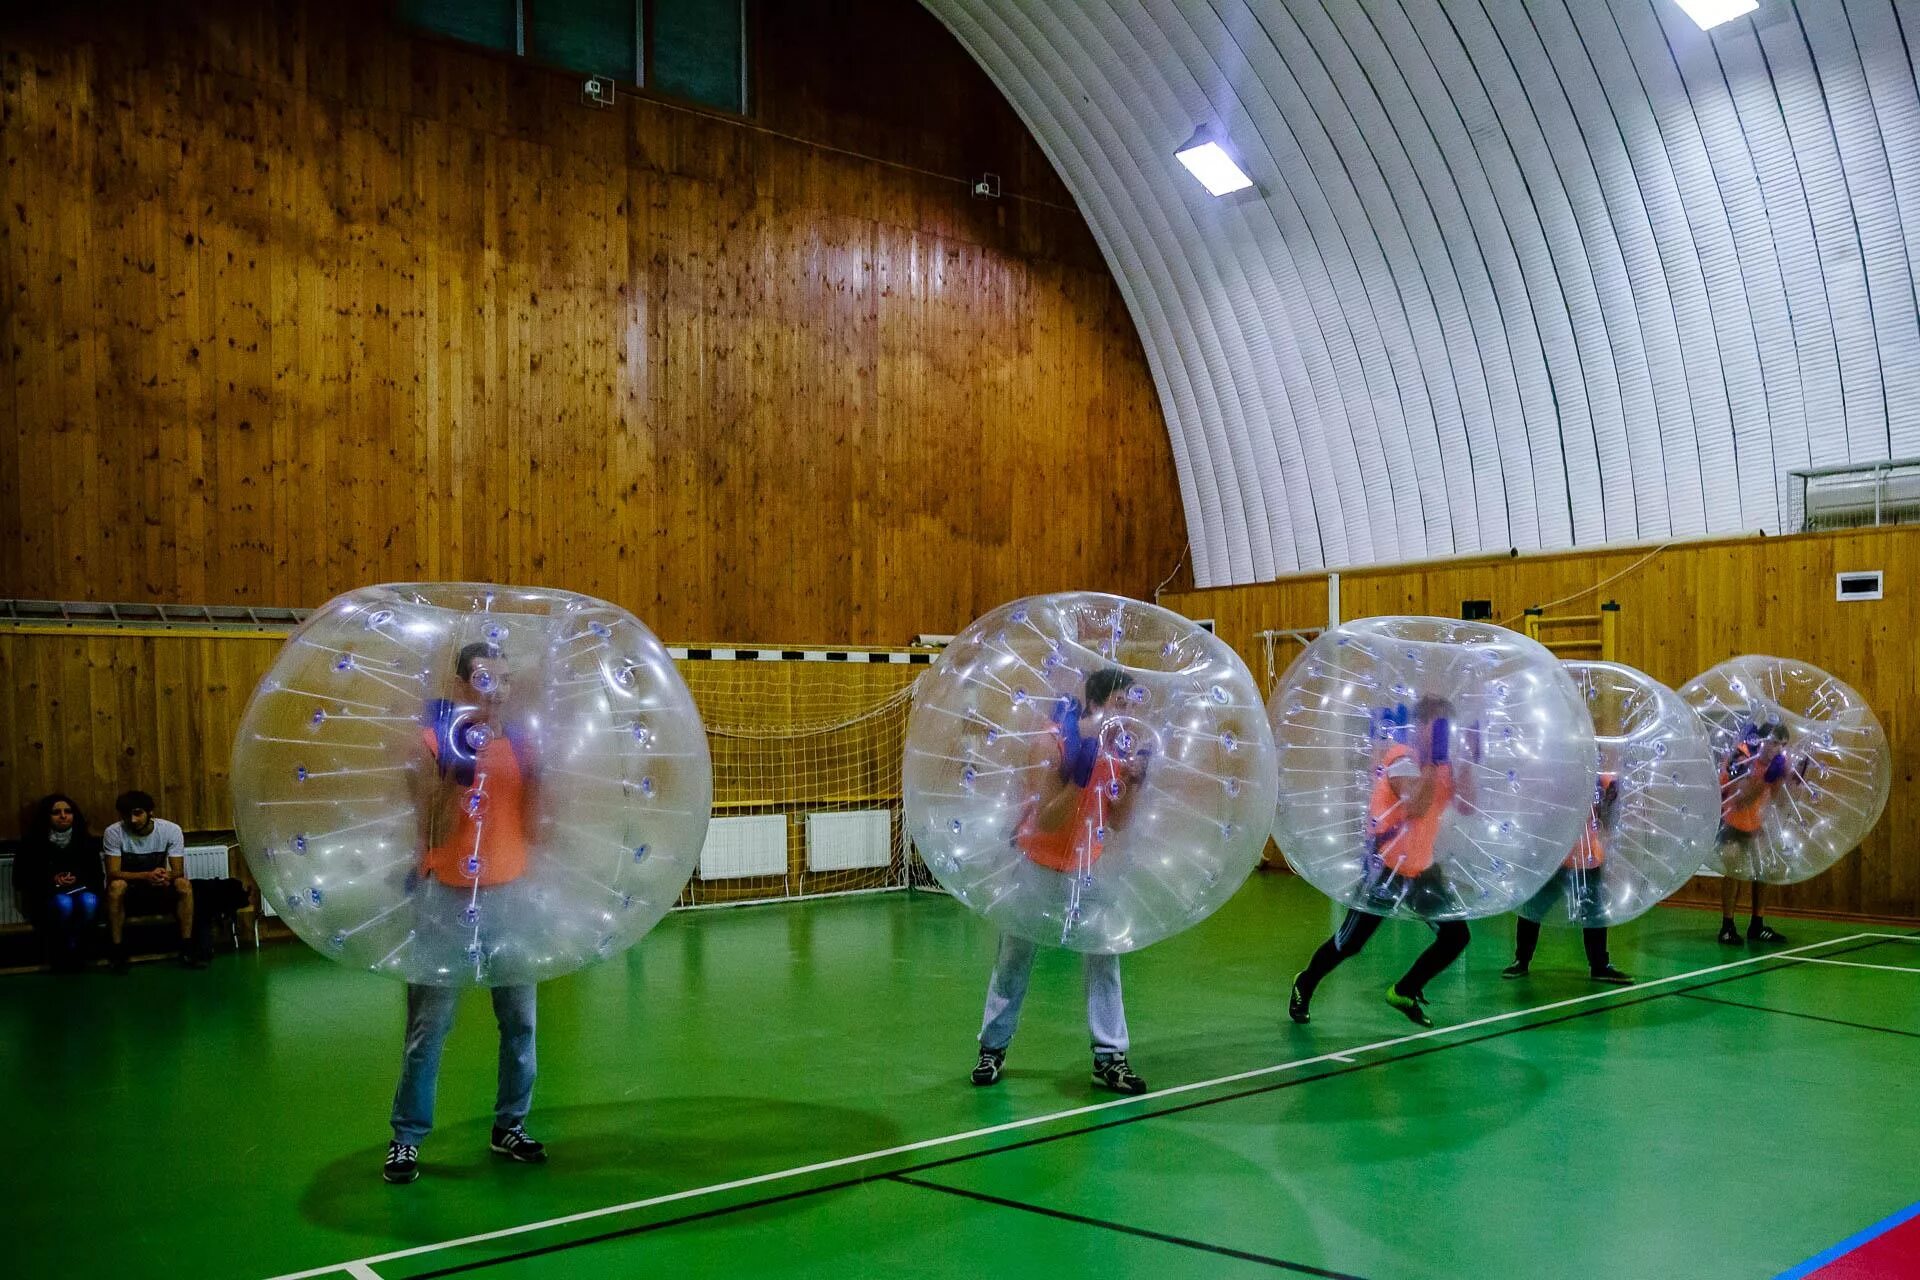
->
xmin=102 ymin=789 xmax=200 ymax=972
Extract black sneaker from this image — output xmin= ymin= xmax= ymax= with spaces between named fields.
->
xmin=1385 ymin=987 xmax=1433 ymax=1028
xmin=383 ymin=1141 xmax=419 ymax=1184
xmin=1718 ymin=919 xmax=1742 ymax=946
xmin=1589 ymin=965 xmax=1635 ymax=986
xmin=179 ymin=947 xmax=209 ymax=970
xmin=970 ymin=1047 xmax=1006 ymax=1086
xmin=1748 ymin=921 xmax=1788 ymax=945
xmin=109 ymin=947 xmax=131 ymax=975
xmin=1501 ymin=961 xmax=1529 ymax=980
xmin=1091 ymin=1054 xmax=1147 ymax=1095
xmin=1287 ymin=974 xmax=1311 ymax=1024
xmin=490 ymin=1125 xmax=547 ymax=1164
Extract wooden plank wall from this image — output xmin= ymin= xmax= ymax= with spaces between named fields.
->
xmin=1164 ymin=526 xmax=1920 ymax=922
xmin=0 ymin=0 xmax=1183 ymax=643
xmin=0 ymin=627 xmax=922 ymax=844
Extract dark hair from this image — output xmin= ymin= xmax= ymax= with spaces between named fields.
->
xmin=455 ymin=641 xmax=501 ymax=682
xmin=1084 ymin=667 xmax=1135 ymax=708
xmin=1749 ymin=719 xmax=1788 ymax=743
xmin=115 ymin=789 xmax=156 ymax=819
xmin=30 ymin=792 xmax=88 ymax=841
xmin=1413 ymin=694 xmax=1454 ymax=722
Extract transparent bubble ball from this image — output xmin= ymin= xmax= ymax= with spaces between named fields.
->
xmin=1520 ymin=662 xmax=1719 ymax=928
xmin=231 ymin=583 xmax=712 ymax=986
xmin=903 ymin=593 xmax=1277 ymax=954
xmin=1268 ymin=617 xmax=1597 ymax=923
xmin=1679 ymin=656 xmax=1889 ymax=885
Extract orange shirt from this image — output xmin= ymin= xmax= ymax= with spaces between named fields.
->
xmin=1017 ymin=752 xmax=1123 ymax=874
xmin=419 ymin=726 xmax=530 ymax=887
xmin=1719 ymin=743 xmax=1776 ymax=834
xmin=1368 ymin=742 xmax=1454 ymax=877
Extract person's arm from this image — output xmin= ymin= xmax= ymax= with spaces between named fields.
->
xmin=1388 ymin=768 xmax=1446 ymax=818
xmin=1030 ymin=739 xmax=1082 ymax=832
xmin=1727 ymin=754 xmax=1774 ymax=810
xmin=1388 ymin=723 xmax=1450 ymax=818
xmin=102 ymin=829 xmax=146 ymax=884
xmin=161 ymin=825 xmax=186 ymax=883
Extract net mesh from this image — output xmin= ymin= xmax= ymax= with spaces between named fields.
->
xmin=674 ymin=657 xmax=934 ymax=905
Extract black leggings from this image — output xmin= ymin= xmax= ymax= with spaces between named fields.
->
xmin=1512 ymin=917 xmax=1610 ymax=971
xmin=1298 ymin=910 xmax=1470 ymax=1000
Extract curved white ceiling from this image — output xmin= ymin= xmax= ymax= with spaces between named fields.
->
xmin=922 ymin=0 xmax=1920 ymax=585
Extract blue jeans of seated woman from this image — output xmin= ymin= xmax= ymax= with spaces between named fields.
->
xmin=391 ymin=983 xmax=537 ymax=1144
xmin=43 ymin=891 xmax=99 ymax=962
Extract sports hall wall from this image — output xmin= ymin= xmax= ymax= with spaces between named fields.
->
xmin=0 ymin=0 xmax=1182 ymax=642
xmin=1164 ymin=524 xmax=1920 ymax=924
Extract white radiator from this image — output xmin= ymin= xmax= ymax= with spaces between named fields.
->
xmin=698 ymin=815 xmax=789 ymax=880
xmin=805 ymin=810 xmax=893 ymax=872
xmin=0 ymin=859 xmax=19 ymax=927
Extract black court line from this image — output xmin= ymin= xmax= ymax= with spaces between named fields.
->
xmin=888 ymin=1173 xmax=1367 ymax=1279
xmin=394 ymin=933 xmax=1911 ymax=1278
xmin=1677 ymin=991 xmax=1920 ymax=1041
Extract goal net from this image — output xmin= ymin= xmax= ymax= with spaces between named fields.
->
xmin=672 ymin=650 xmax=938 ymax=906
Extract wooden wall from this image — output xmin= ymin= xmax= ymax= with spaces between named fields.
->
xmin=1165 ymin=526 xmax=1920 ymax=922
xmin=0 ymin=0 xmax=1182 ymax=643
xmin=0 ymin=626 xmax=922 ymax=845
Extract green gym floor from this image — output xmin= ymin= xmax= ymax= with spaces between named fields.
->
xmin=6 ymin=875 xmax=1917 ymax=1280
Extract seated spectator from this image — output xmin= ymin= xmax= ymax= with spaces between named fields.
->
xmin=102 ymin=790 xmax=201 ymax=972
xmin=15 ymin=794 xmax=105 ymax=972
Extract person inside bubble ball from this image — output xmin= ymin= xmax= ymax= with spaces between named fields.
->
xmin=383 ymin=639 xmax=547 ymax=1185
xmin=1716 ymin=720 xmax=1803 ymax=947
xmin=1503 ymin=773 xmax=1634 ymax=985
xmin=970 ymin=666 xmax=1151 ymax=1096
xmin=1288 ymin=694 xmax=1476 ymax=1029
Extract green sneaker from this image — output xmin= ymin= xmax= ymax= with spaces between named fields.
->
xmin=1385 ymin=987 xmax=1433 ymax=1028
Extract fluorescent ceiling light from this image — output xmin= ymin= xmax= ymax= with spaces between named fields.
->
xmin=1175 ymin=126 xmax=1253 ymax=197
xmin=1674 ymin=0 xmax=1758 ymax=30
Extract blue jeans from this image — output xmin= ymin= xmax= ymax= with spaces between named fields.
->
xmin=390 ymin=983 xmax=537 ymax=1144
xmin=44 ymin=891 xmax=99 ymax=960
xmin=978 ymin=933 xmax=1129 ymax=1056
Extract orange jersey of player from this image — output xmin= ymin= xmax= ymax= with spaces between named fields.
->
xmin=1565 ymin=773 xmax=1618 ymax=871
xmin=1719 ymin=742 xmax=1779 ymax=834
xmin=1367 ymin=742 xmax=1454 ymax=877
xmin=1017 ymin=751 xmax=1124 ymax=873
xmin=419 ymin=726 xmax=530 ymax=887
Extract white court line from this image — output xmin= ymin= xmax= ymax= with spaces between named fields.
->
xmin=265 ymin=930 xmax=1886 ymax=1280
xmin=1795 ymin=957 xmax=1920 ymax=975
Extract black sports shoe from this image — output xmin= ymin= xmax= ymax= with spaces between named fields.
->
xmin=1718 ymin=919 xmax=1742 ymax=946
xmin=1287 ymin=975 xmax=1311 ymax=1024
xmin=109 ymin=946 xmax=131 ymax=975
xmin=1501 ymin=961 xmax=1529 ymax=980
xmin=970 ymin=1047 xmax=1006 ymax=1086
xmin=1748 ymin=921 xmax=1788 ymax=945
xmin=178 ymin=946 xmax=209 ymax=970
xmin=1385 ymin=987 xmax=1433 ymax=1028
xmin=490 ymin=1125 xmax=547 ymax=1164
xmin=383 ymin=1141 xmax=419 ymax=1184
xmin=1589 ymin=965 xmax=1635 ymax=986
xmin=1091 ymin=1054 xmax=1147 ymax=1095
